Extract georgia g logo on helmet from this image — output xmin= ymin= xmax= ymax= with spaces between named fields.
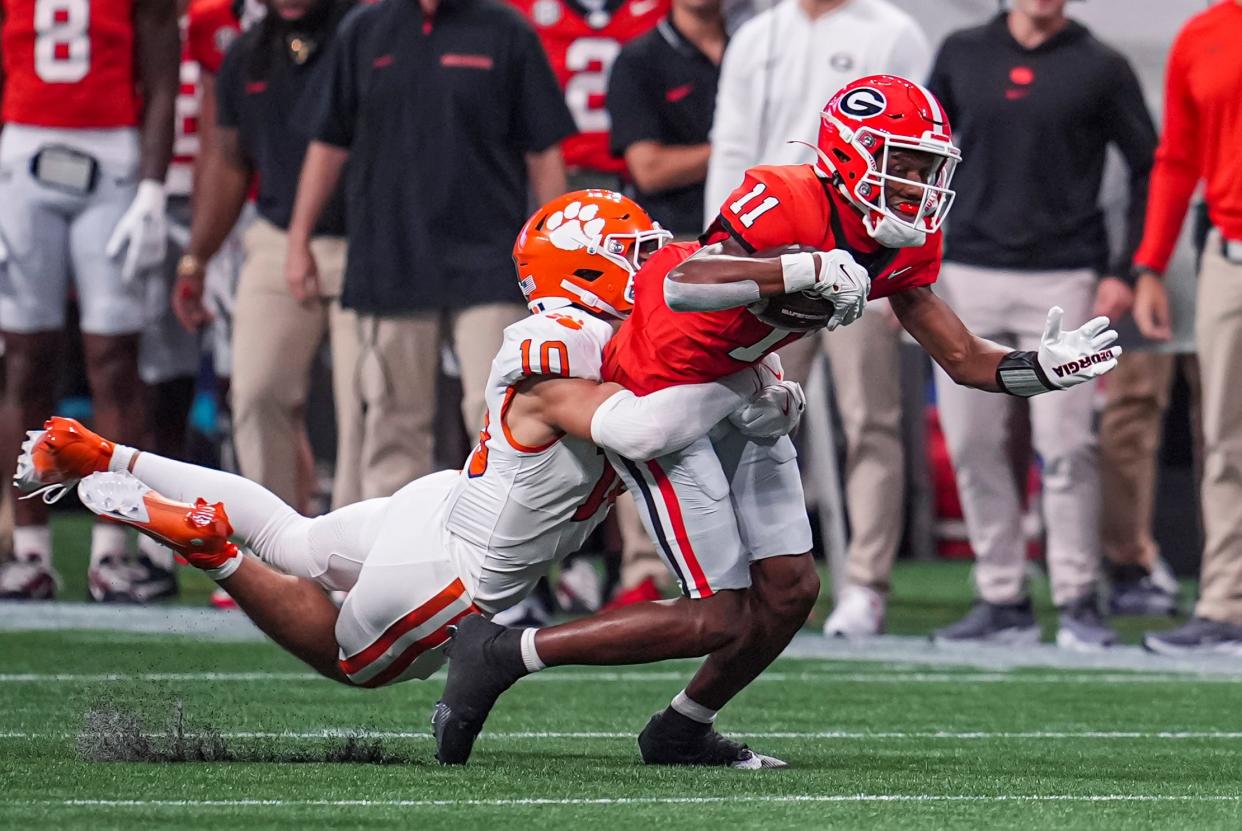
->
xmin=838 ymin=87 xmax=887 ymax=119
xmin=816 ymin=74 xmax=962 ymax=249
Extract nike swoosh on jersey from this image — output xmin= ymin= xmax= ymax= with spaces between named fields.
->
xmin=630 ymin=0 xmax=660 ymax=16
xmin=881 ymin=266 xmax=912 ymax=281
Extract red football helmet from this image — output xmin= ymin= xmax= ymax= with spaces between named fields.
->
xmin=815 ymin=74 xmax=961 ymax=247
xmin=513 ymin=190 xmax=671 ymax=319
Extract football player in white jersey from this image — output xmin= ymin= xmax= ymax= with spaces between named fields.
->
xmin=13 ymin=190 xmax=802 ymax=691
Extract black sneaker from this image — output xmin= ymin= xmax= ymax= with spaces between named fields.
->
xmin=1143 ymin=617 xmax=1242 ymax=657
xmin=637 ymin=710 xmax=787 ymax=769
xmin=1109 ymin=562 xmax=1179 ymax=617
xmin=86 ymin=553 xmax=178 ymax=604
xmin=432 ymin=614 xmax=529 ymax=765
xmin=931 ymin=598 xmax=1040 ymax=646
xmin=1056 ymin=593 xmax=1118 ymax=652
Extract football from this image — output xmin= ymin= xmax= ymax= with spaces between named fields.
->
xmin=746 ymin=245 xmax=835 ymax=332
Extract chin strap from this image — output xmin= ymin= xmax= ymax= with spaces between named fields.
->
xmin=864 ymin=213 xmax=927 ymax=249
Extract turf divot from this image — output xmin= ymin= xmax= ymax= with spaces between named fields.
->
xmin=76 ymin=701 xmax=409 ymax=765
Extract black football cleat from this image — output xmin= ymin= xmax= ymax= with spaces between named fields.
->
xmin=432 ymin=614 xmax=528 ymax=765
xmin=637 ymin=710 xmax=788 ymax=769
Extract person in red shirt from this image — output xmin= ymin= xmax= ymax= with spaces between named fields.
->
xmin=0 ymin=0 xmax=179 ymax=601
xmin=1134 ymin=1 xmax=1242 ymax=656
xmin=434 ymin=75 xmax=1124 ymax=769
xmin=510 ymin=0 xmax=668 ymax=181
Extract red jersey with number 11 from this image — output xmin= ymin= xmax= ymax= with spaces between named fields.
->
xmin=603 ymin=164 xmax=942 ymax=395
xmin=2 ymin=0 xmax=141 ymax=128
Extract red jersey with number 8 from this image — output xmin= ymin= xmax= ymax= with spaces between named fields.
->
xmin=2 ymin=0 xmax=140 ymax=128
xmin=603 ymin=164 xmax=942 ymax=395
xmin=509 ymin=0 xmax=667 ymax=174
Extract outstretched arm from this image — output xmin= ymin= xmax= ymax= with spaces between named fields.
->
xmin=892 ymin=286 xmax=1120 ymax=396
xmin=890 ymin=286 xmax=1008 ymax=391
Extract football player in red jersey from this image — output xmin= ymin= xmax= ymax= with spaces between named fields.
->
xmin=510 ymin=0 xmax=668 ymax=178
xmin=434 ymin=75 xmax=1123 ymax=769
xmin=0 ymin=0 xmax=179 ymax=600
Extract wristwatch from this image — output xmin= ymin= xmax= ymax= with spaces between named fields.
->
xmin=176 ymin=253 xmax=205 ymax=280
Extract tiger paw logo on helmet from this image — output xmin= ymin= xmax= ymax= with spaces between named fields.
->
xmin=545 ymin=200 xmax=608 ymax=253
xmin=513 ymin=190 xmax=671 ymax=320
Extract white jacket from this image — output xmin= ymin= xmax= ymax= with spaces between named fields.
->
xmin=704 ymin=0 xmax=931 ymax=225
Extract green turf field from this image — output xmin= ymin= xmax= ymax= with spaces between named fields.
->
xmin=1 ymin=514 xmax=1238 ymax=829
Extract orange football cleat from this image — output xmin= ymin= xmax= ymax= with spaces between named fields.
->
xmin=14 ymin=417 xmax=117 ymax=502
xmin=77 ymin=472 xmax=241 ymax=575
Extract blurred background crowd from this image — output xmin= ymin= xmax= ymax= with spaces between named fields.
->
xmin=0 ymin=0 xmax=1238 ymax=656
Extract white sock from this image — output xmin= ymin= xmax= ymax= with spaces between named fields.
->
xmin=670 ymin=690 xmax=718 ymax=724
xmin=90 ymin=523 xmax=130 ymax=563
xmin=107 ymin=444 xmax=137 ymax=474
xmin=520 ymin=628 xmax=546 ymax=674
xmin=137 ymin=534 xmax=176 ymax=569
xmin=12 ymin=526 xmax=51 ymax=564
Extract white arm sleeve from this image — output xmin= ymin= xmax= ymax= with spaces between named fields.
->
xmin=663 ymin=266 xmax=762 ymax=311
xmin=590 ymin=369 xmax=761 ymax=461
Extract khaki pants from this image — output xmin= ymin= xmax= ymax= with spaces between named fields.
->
xmin=231 ymin=218 xmax=364 ymax=510
xmin=778 ymin=304 xmax=905 ymax=593
xmin=933 ymin=263 xmax=1101 ymax=607
xmin=1195 ymin=231 xmax=1242 ymax=625
xmin=1099 ymin=351 xmax=1200 ymax=571
xmin=346 ymin=303 xmax=526 ymax=500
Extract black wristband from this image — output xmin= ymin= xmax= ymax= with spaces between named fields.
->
xmin=996 ymin=350 xmax=1054 ymax=397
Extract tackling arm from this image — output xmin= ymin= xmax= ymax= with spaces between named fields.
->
xmin=509 ymin=368 xmax=768 ymax=462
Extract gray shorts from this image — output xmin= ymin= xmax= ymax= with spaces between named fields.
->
xmin=0 ymin=125 xmax=145 ymax=335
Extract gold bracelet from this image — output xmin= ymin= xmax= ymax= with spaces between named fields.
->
xmin=176 ymin=253 xmax=204 ymax=279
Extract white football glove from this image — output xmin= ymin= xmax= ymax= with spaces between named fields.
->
xmin=780 ymin=249 xmax=871 ymax=331
xmin=730 ymin=380 xmax=806 ymax=439
xmin=106 ymin=179 xmax=169 ymax=285
xmin=1038 ymin=306 xmax=1121 ymax=388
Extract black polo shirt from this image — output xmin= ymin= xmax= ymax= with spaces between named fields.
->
xmin=306 ymin=0 xmax=575 ymax=313
xmin=927 ymin=15 xmax=1155 ymax=276
xmin=606 ymin=16 xmax=719 ymax=236
xmin=216 ymin=19 xmax=348 ymax=236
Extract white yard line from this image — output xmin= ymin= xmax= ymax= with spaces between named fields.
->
xmin=0 ymin=670 xmax=1235 ymax=684
xmin=7 ymin=606 xmax=1242 ymax=677
xmin=7 ymin=795 xmax=1241 ymax=809
xmin=4 ymin=729 xmax=1242 ymax=741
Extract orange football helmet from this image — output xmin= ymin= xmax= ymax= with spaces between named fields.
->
xmin=513 ymin=190 xmax=671 ymax=319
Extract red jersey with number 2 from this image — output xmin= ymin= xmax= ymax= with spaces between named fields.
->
xmin=603 ymin=164 xmax=943 ymax=395
xmin=2 ymin=0 xmax=141 ymax=127
xmin=509 ymin=0 xmax=667 ymax=174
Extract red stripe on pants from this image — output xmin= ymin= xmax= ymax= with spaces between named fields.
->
xmin=340 ymin=578 xmax=467 ymax=676
xmin=360 ymin=606 xmax=479 ymax=688
xmin=645 ymin=460 xmax=713 ymax=598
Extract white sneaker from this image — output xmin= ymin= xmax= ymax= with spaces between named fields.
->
xmin=555 ymin=558 xmax=602 ymax=613
xmin=823 ymin=584 xmax=886 ymax=638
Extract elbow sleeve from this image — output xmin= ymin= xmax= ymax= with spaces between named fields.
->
xmin=664 ymin=275 xmax=762 ymax=312
xmin=590 ymin=391 xmax=669 ymax=461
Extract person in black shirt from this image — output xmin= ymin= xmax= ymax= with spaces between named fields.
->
xmin=172 ymin=0 xmax=367 ymax=512
xmin=285 ymin=0 xmax=573 ymax=500
xmin=925 ymin=0 xmax=1156 ymax=650
xmin=606 ymin=0 xmax=725 ymax=237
